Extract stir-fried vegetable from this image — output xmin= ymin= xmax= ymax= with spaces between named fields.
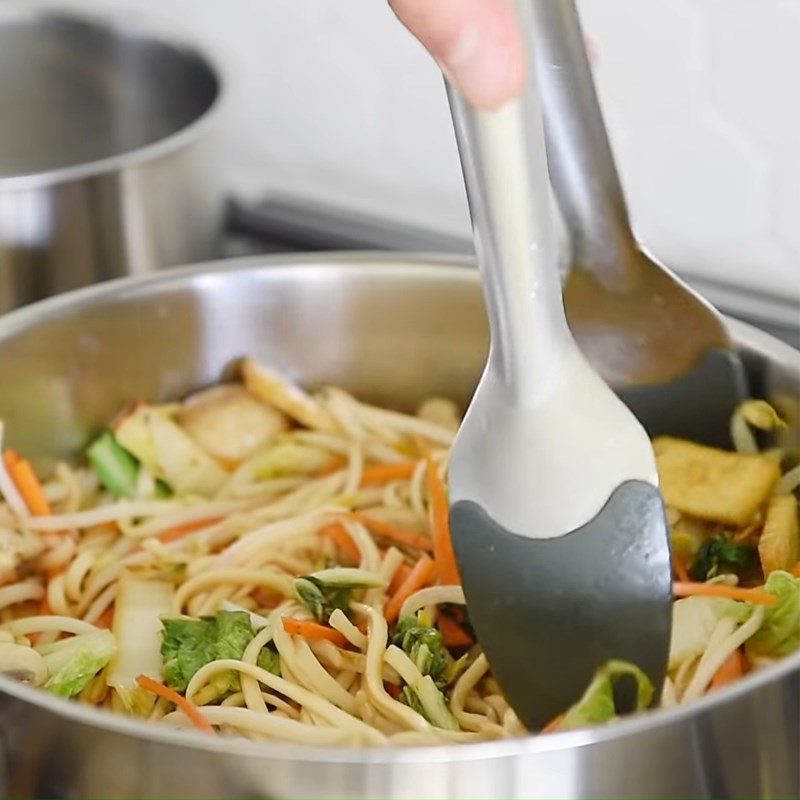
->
xmin=391 ymin=615 xmax=449 ymax=685
xmin=669 ymin=596 xmax=752 ymax=670
xmin=39 ymin=630 xmax=117 ymax=698
xmin=293 ymin=568 xmax=384 ymax=622
xmin=746 ymin=571 xmax=800 ymax=657
xmin=690 ymin=536 xmax=754 ymax=582
xmin=87 ymin=431 xmax=140 ymax=499
xmin=559 ymin=660 xmax=654 ymax=731
xmin=108 ymin=576 xmax=174 ymax=714
xmin=401 ymin=674 xmax=459 ymax=730
xmin=161 ymin=611 xmax=278 ymax=701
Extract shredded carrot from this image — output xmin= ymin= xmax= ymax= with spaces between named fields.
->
xmin=541 ymin=713 xmax=564 ymax=734
xmin=384 ymin=554 xmax=436 ymax=624
xmin=281 ymin=617 xmax=348 ymax=647
xmin=426 ymin=456 xmax=461 ymax=585
xmin=437 ymin=614 xmax=473 ymax=649
xmin=387 ymin=562 xmax=412 ymax=596
xmin=315 ymin=455 xmax=348 ymax=477
xmin=157 ymin=517 xmax=222 ymax=544
xmin=320 ymin=523 xmax=360 ymax=565
xmin=360 ymin=461 xmax=419 ymax=487
xmin=672 ymin=553 xmax=690 ymax=583
xmin=350 ymin=513 xmax=434 ymax=553
xmin=9 ymin=458 xmax=51 ymax=516
xmin=710 ymin=648 xmax=747 ymax=690
xmin=136 ymin=674 xmax=214 ymax=733
xmin=385 ymin=682 xmax=402 ymax=700
xmin=252 ymin=588 xmax=284 ymax=609
xmin=96 ymin=605 xmax=115 ymax=630
xmin=2 ymin=450 xmax=20 ymax=471
xmin=792 ymin=562 xmax=800 ymax=578
xmin=215 ymin=456 xmax=241 ymax=473
xmin=673 ymin=581 xmax=776 ymax=606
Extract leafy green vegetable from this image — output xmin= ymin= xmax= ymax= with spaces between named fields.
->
xmin=400 ymin=675 xmax=458 ymax=730
xmin=256 ymin=645 xmax=281 ymax=676
xmin=669 ymin=595 xmax=752 ymax=670
xmin=38 ymin=630 xmax=117 ymax=698
xmin=691 ymin=536 xmax=754 ymax=581
xmin=391 ymin=615 xmax=449 ymax=685
xmin=161 ymin=611 xmax=279 ymax=700
xmin=747 ymin=571 xmax=800 ymax=657
xmin=559 ymin=660 xmax=653 ymax=731
xmin=293 ymin=568 xmax=383 ymax=623
xmin=87 ymin=431 xmax=140 ymax=499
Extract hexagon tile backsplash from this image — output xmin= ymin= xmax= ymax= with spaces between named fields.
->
xmin=58 ymin=0 xmax=800 ymax=303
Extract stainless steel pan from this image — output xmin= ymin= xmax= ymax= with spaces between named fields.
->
xmin=0 ymin=7 xmax=223 ymax=314
xmin=0 ymin=254 xmax=797 ymax=799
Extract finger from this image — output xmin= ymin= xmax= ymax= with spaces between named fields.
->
xmin=388 ymin=0 xmax=525 ymax=110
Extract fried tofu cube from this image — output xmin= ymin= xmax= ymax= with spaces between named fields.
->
xmin=654 ymin=437 xmax=781 ymax=526
xmin=759 ymin=494 xmax=800 ymax=575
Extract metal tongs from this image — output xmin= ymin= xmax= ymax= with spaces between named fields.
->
xmin=445 ymin=0 xmax=671 ymax=729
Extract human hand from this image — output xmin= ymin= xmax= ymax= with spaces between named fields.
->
xmin=388 ymin=0 xmax=525 ymax=110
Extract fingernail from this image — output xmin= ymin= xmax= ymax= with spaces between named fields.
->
xmin=440 ymin=26 xmax=523 ymax=110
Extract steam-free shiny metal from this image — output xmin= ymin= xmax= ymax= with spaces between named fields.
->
xmin=0 ymin=255 xmax=797 ymax=799
xmin=0 ymin=7 xmax=223 ymax=314
xmin=532 ymin=0 xmax=747 ymax=447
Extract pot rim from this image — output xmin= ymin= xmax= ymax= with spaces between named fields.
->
xmin=0 ymin=3 xmax=225 ymax=191
xmin=0 ymin=251 xmax=797 ymax=764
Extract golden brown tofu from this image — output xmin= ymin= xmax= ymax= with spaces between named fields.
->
xmin=654 ymin=437 xmax=781 ymax=526
xmin=759 ymin=494 xmax=800 ymax=575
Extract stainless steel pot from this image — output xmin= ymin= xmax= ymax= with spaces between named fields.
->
xmin=0 ymin=254 xmax=797 ymax=799
xmin=0 ymin=7 xmax=224 ymax=313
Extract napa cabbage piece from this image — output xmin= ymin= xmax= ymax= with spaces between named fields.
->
xmin=116 ymin=405 xmax=227 ymax=496
xmin=669 ymin=596 xmax=752 ymax=670
xmin=249 ymin=441 xmax=339 ymax=479
xmin=38 ymin=630 xmax=117 ymax=698
xmin=654 ymin=437 xmax=780 ymax=526
xmin=108 ymin=576 xmax=174 ymax=714
xmin=161 ymin=610 xmax=279 ymax=702
xmin=87 ymin=431 xmax=140 ymax=499
xmin=758 ymin=495 xmax=799 ymax=576
xmin=746 ymin=571 xmax=800 ymax=657
xmin=560 ymin=660 xmax=653 ymax=731
xmin=293 ymin=568 xmax=384 ymax=623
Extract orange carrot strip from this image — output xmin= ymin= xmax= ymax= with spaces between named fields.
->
xmin=541 ymin=713 xmax=564 ymax=734
xmin=157 ymin=517 xmax=222 ymax=544
xmin=136 ymin=674 xmax=214 ymax=733
xmin=96 ymin=604 xmax=115 ymax=630
xmin=384 ymin=554 xmax=436 ymax=624
xmin=672 ymin=553 xmax=690 ymax=583
xmin=792 ymin=562 xmax=800 ymax=578
xmin=2 ymin=450 xmax=20 ymax=470
xmin=387 ymin=562 xmax=412 ymax=596
xmin=320 ymin=523 xmax=360 ymax=565
xmin=10 ymin=459 xmax=51 ymax=516
xmin=360 ymin=461 xmax=419 ymax=487
xmin=315 ymin=456 xmax=348 ymax=477
xmin=709 ymin=648 xmax=747 ymax=690
xmin=281 ymin=617 xmax=348 ymax=647
xmin=438 ymin=614 xmax=473 ymax=649
xmin=672 ymin=581 xmax=776 ymax=606
xmin=252 ymin=588 xmax=284 ymax=609
xmin=350 ymin=513 xmax=434 ymax=553
xmin=426 ymin=456 xmax=461 ymax=585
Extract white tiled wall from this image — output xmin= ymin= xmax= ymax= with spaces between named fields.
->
xmin=54 ymin=0 xmax=800 ymax=300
